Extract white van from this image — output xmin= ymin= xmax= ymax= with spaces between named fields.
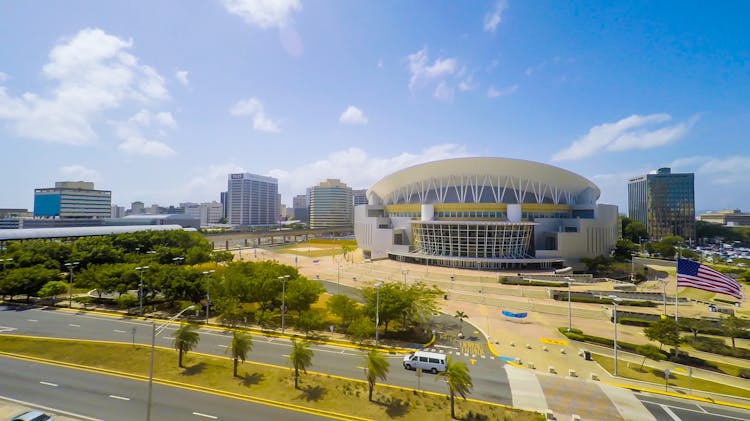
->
xmin=402 ymin=351 xmax=447 ymax=373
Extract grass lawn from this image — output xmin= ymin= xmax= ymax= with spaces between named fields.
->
xmin=0 ymin=336 xmax=539 ymax=421
xmin=591 ymin=354 xmax=750 ymax=398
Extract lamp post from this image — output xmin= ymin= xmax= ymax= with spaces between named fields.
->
xmin=337 ymin=263 xmax=341 ymax=295
xmin=202 ymin=270 xmax=215 ymax=324
xmin=565 ymin=277 xmax=573 ymax=332
xmin=135 ymin=266 xmax=150 ymax=316
xmin=146 ymin=305 xmax=194 ymax=421
xmin=401 ymin=270 xmax=409 ymax=287
xmin=630 ymin=253 xmax=636 ymax=282
xmin=374 ymin=281 xmax=382 ymax=346
xmin=64 ymin=261 xmax=79 ymax=309
xmin=278 ymin=275 xmax=290 ymax=334
xmin=608 ymin=295 xmax=621 ymax=376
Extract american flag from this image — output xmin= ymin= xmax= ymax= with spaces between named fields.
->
xmin=677 ymin=258 xmax=743 ymax=300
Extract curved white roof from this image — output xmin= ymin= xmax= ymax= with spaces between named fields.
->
xmin=368 ymin=157 xmax=600 ymax=206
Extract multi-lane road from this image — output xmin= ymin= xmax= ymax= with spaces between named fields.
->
xmin=2 ymin=305 xmax=749 ymax=421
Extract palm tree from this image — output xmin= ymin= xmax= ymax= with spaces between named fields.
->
xmin=341 ymin=244 xmax=354 ymax=262
xmin=364 ymin=350 xmax=389 ymax=402
xmin=454 ymin=311 xmax=468 ymax=337
xmin=227 ymin=331 xmax=253 ymax=377
xmin=289 ymin=339 xmax=313 ymax=389
xmin=173 ymin=323 xmax=200 ymax=368
xmin=436 ymin=356 xmax=473 ymax=419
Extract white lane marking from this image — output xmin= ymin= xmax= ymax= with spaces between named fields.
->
xmin=217 ymin=344 xmax=227 ymax=348
xmin=27 ymin=319 xmax=38 ymax=322
xmin=281 ymin=354 xmax=289 ymax=358
xmin=192 ymin=411 xmax=218 ymax=419
xmin=659 ymin=404 xmax=683 ymax=421
xmin=647 ymin=402 xmax=750 ymax=421
xmin=113 ymin=329 xmax=126 ymax=333
xmin=164 ymin=336 xmax=175 ymax=340
xmin=39 ymin=381 xmax=59 ymax=387
xmin=0 ymin=326 xmax=17 ymax=333
xmin=69 ymin=324 xmax=81 ymax=328
xmin=109 ymin=395 xmax=130 ymax=401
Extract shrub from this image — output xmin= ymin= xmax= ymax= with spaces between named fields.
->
xmin=739 ymin=368 xmax=750 ymax=379
xmin=619 ymin=318 xmax=653 ymax=327
xmin=114 ymin=294 xmax=138 ymax=309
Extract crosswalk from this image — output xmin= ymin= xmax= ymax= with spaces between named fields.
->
xmin=425 ymin=340 xmax=488 ymax=360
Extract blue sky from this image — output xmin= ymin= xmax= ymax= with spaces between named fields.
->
xmin=1 ymin=1 xmax=749 ymax=213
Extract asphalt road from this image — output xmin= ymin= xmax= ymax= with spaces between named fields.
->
xmin=0 ymin=305 xmax=514 ymax=406
xmin=0 ymin=356 xmax=328 ymax=421
xmin=636 ymin=392 xmax=750 ymax=421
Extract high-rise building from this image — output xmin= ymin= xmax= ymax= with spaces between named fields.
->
xmin=130 ymin=201 xmax=145 ymax=215
xmin=183 ymin=202 xmax=224 ymax=226
xmin=290 ymin=194 xmax=308 ymax=223
xmin=352 ymin=189 xmax=368 ymax=206
xmin=220 ymin=191 xmax=228 ymax=219
xmin=227 ymin=173 xmax=278 ymax=226
xmin=111 ymin=205 xmax=125 ymax=218
xmin=34 ymin=181 xmax=111 ymax=219
xmin=628 ymin=167 xmax=695 ymax=241
xmin=309 ymin=179 xmax=353 ymax=229
xmin=292 ymin=194 xmax=307 ymax=208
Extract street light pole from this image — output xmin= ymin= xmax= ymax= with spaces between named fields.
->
xmin=136 ymin=266 xmax=150 ymax=316
xmin=374 ymin=281 xmax=382 ymax=346
xmin=146 ymin=305 xmax=194 ymax=421
xmin=608 ymin=295 xmax=621 ymax=377
xmin=202 ymin=270 xmax=215 ymax=324
xmin=566 ymin=277 xmax=573 ymax=332
xmin=64 ymin=261 xmax=79 ymax=309
xmin=278 ymin=275 xmax=290 ymax=334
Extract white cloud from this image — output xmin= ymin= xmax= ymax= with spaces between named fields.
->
xmin=155 ymin=111 xmax=177 ymax=128
xmin=59 ymin=164 xmax=101 ymax=182
xmin=117 ymin=136 xmax=175 ymax=157
xmin=525 ymin=61 xmax=545 ymax=76
xmin=175 ymin=70 xmax=189 ymax=86
xmin=551 ymin=114 xmax=697 ymax=162
xmin=185 ymin=162 xmax=246 ymax=199
xmin=339 ymin=106 xmax=368 ymax=125
xmin=433 ymin=81 xmax=454 ymax=102
xmin=483 ymin=0 xmax=508 ymax=33
xmin=269 ymin=144 xmax=470 ymax=203
xmin=696 ymin=156 xmax=750 ymax=185
xmin=0 ymin=72 xmax=8 ymax=82
xmin=230 ymin=97 xmax=281 ymax=133
xmin=0 ymin=28 xmax=168 ymax=145
xmin=127 ymin=109 xmax=177 ymax=129
xmin=486 ymin=84 xmax=518 ymax=98
xmin=406 ymin=48 xmax=457 ymax=91
xmin=458 ymin=76 xmax=478 ymax=92
xmin=222 ymin=0 xmax=302 ymax=29
xmin=377 ymin=58 xmax=383 ymax=69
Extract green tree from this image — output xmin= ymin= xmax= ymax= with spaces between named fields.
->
xmin=347 ymin=315 xmax=375 ymax=342
xmin=436 ymin=356 xmax=473 ymax=419
xmin=644 ymin=318 xmax=681 ymax=353
xmin=721 ymin=315 xmax=750 ymax=349
xmin=285 ymin=277 xmax=324 ymax=316
xmin=680 ymin=318 xmax=711 ymax=340
xmin=363 ymin=350 xmax=389 ymax=402
xmin=37 ymin=280 xmax=68 ymax=304
xmin=217 ymin=297 xmax=245 ymax=328
xmin=635 ymin=344 xmax=666 ymax=371
xmin=580 ymin=255 xmax=614 ymax=275
xmin=227 ymin=331 xmax=253 ymax=377
xmin=622 ymin=218 xmax=648 ymax=244
xmin=326 ymin=294 xmax=360 ymax=327
xmin=173 ymin=323 xmax=200 ymax=368
xmin=289 ymin=339 xmax=313 ymax=389
xmin=3 ymin=266 xmax=59 ymax=302
xmin=295 ymin=309 xmax=324 ymax=335
xmin=454 ymin=311 xmax=468 ymax=337
xmin=613 ymin=239 xmax=640 ymax=262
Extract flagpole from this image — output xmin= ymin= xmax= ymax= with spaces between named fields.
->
xmin=675 ymin=251 xmax=680 ymax=324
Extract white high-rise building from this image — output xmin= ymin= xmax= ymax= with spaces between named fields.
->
xmin=309 ymin=179 xmax=353 ymax=229
xmin=227 ymin=173 xmax=278 ymax=226
xmin=182 ymin=201 xmax=223 ymax=226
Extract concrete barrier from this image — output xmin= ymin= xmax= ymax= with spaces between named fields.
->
xmin=590 ymin=373 xmax=599 ymax=381
xmin=528 ymin=362 xmax=535 ymax=369
xmin=568 ymin=369 xmax=577 ymax=377
xmin=548 ymin=366 xmax=556 ymax=374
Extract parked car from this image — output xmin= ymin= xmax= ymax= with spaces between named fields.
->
xmin=8 ymin=410 xmax=53 ymax=421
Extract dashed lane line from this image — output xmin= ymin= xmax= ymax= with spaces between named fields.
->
xmin=109 ymin=395 xmax=130 ymax=401
xmin=192 ymin=411 xmax=218 ymax=419
xmin=113 ymin=329 xmax=126 ymax=333
xmin=39 ymin=381 xmax=59 ymax=387
xmin=69 ymin=324 xmax=81 ymax=328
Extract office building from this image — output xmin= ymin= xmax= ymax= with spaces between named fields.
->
xmin=111 ymin=205 xmax=125 ymax=218
xmin=354 ymin=157 xmax=618 ymax=270
xmin=309 ymin=179 xmax=354 ymax=229
xmin=34 ymin=181 xmax=111 ymax=219
xmin=291 ymin=194 xmax=308 ymax=223
xmin=220 ymin=191 xmax=228 ymax=219
xmin=698 ymin=209 xmax=750 ymax=227
xmin=353 ymin=189 xmax=368 ymax=206
xmin=182 ymin=202 xmax=224 ymax=226
xmin=130 ymin=201 xmax=145 ymax=215
xmin=628 ymin=168 xmax=695 ymax=241
xmin=227 ymin=173 xmax=278 ymax=226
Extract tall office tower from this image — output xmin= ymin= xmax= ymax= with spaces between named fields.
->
xmin=291 ymin=194 xmax=308 ymax=223
xmin=628 ymin=167 xmax=695 ymax=241
xmin=227 ymin=173 xmax=278 ymax=226
xmin=34 ymin=181 xmax=111 ymax=219
xmin=277 ymin=193 xmax=282 ymax=221
xmin=220 ymin=191 xmax=228 ymax=219
xmin=183 ymin=202 xmax=224 ymax=225
xmin=309 ymin=179 xmax=353 ymax=229
xmin=110 ymin=205 xmax=125 ymax=218
xmin=352 ymin=189 xmax=368 ymax=206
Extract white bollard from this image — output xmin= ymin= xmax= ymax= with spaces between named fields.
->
xmin=560 ymin=348 xmax=566 ymax=354
xmin=543 ymin=346 xmax=549 ymax=352
xmin=568 ymin=369 xmax=577 ymax=377
xmin=526 ymin=344 xmax=532 ymax=349
xmin=528 ymin=362 xmax=535 ymax=369
xmin=590 ymin=373 xmax=599 ymax=381
xmin=548 ymin=366 xmax=556 ymax=374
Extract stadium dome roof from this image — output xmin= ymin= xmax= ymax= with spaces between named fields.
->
xmin=367 ymin=157 xmax=600 ymax=206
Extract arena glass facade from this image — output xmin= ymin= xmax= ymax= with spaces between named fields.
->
xmin=354 ymin=158 xmax=619 ymax=270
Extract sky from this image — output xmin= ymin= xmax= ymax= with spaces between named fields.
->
xmin=1 ymin=1 xmax=749 ymax=213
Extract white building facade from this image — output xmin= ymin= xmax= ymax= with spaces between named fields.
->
xmin=227 ymin=173 xmax=278 ymax=226
xmin=354 ymin=157 xmax=618 ymax=270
